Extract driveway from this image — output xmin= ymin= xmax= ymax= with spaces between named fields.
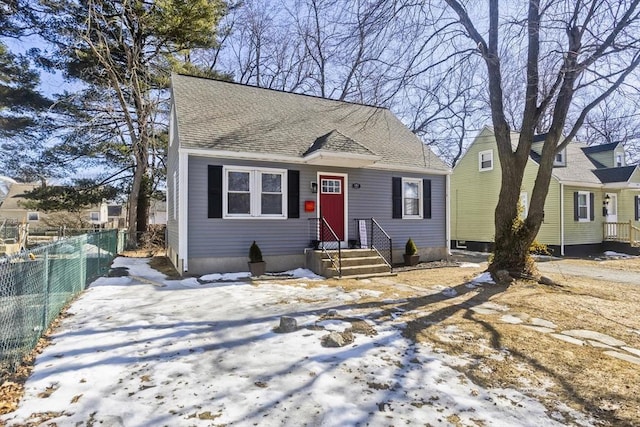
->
xmin=537 ymin=259 xmax=640 ymax=285
xmin=451 ymin=249 xmax=640 ymax=285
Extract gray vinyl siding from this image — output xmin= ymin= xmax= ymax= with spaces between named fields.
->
xmin=187 ymin=155 xmax=446 ymax=259
xmin=166 ymin=106 xmax=180 ymax=255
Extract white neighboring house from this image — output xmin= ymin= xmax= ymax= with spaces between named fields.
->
xmin=149 ymin=200 xmax=167 ymax=225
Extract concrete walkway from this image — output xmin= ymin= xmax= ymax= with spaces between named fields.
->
xmin=536 ymin=260 xmax=640 ymax=285
xmin=470 ymin=300 xmax=640 ymax=365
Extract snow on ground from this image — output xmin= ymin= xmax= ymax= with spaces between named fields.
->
xmin=2 ymin=257 xmax=591 ymax=427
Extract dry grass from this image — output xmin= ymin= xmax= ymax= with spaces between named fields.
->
xmin=315 ymin=261 xmax=640 ymax=426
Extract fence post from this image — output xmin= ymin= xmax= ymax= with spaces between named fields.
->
xmin=370 ymin=219 xmax=374 ymax=250
xmin=41 ymin=248 xmax=50 ymax=332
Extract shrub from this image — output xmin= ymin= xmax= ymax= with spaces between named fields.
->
xmin=405 ymin=238 xmax=418 ymax=256
xmin=249 ymin=241 xmax=263 ymax=263
xmin=529 ymin=240 xmax=550 ymax=255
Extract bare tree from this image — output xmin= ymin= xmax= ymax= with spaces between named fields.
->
xmin=441 ymin=0 xmax=640 ymax=275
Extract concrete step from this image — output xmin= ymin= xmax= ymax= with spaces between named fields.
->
xmin=326 ymin=263 xmax=391 ymax=278
xmin=320 ymin=249 xmax=379 ymax=259
xmin=321 ymin=255 xmax=383 ymax=268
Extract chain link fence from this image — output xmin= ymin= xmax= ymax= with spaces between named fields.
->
xmin=0 ymin=229 xmax=124 ymax=373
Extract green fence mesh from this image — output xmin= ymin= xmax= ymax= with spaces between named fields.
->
xmin=0 ymin=229 xmax=124 ymax=372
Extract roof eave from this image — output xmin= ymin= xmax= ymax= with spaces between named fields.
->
xmin=180 ymin=147 xmax=451 ymax=174
xmin=303 ymin=151 xmax=380 ymax=167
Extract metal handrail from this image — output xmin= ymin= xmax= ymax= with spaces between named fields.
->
xmin=354 ymin=218 xmax=393 ymax=270
xmin=309 ymin=217 xmax=342 ymax=277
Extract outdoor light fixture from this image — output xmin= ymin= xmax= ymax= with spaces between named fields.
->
xmin=310 ymin=182 xmax=318 ymax=193
xmin=603 ymin=194 xmax=611 ymax=216
xmin=352 ymin=183 xmax=361 ymax=189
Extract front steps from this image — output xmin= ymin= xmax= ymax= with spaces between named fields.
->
xmin=306 ymin=249 xmax=392 ymax=278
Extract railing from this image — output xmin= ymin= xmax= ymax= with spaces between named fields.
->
xmin=603 ymin=221 xmax=640 ymax=247
xmin=354 ymin=218 xmax=393 ymax=270
xmin=0 ymin=230 xmax=124 ymax=373
xmin=309 ymin=217 xmax=342 ymax=276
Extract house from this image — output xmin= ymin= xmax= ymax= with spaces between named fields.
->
xmin=148 ymin=199 xmax=167 ymax=225
xmin=451 ymin=127 xmax=640 ymax=256
xmin=167 ymin=74 xmax=451 ymax=276
xmin=0 ymin=181 xmax=125 ymax=230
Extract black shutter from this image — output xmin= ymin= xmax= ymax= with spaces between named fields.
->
xmin=423 ymin=179 xmax=432 ymax=219
xmin=589 ymin=192 xmax=595 ymax=221
xmin=573 ymin=192 xmax=579 ymax=221
xmin=208 ymin=165 xmax=223 ymax=218
xmin=392 ymin=177 xmax=402 ymax=218
xmin=287 ymin=170 xmax=300 ymax=218
xmin=635 ymin=195 xmax=639 ymax=220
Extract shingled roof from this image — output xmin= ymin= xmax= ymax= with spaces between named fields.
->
xmin=581 ymin=142 xmax=620 ymax=154
xmin=592 ymin=166 xmax=637 ymax=183
xmin=171 ymin=74 xmax=448 ymax=172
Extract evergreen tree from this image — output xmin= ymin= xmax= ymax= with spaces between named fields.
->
xmin=34 ymin=0 xmax=226 ymax=246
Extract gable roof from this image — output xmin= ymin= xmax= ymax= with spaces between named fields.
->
xmin=171 ymin=74 xmax=448 ymax=173
xmin=592 ymin=166 xmax=637 ymax=183
xmin=304 ymin=130 xmax=376 ymax=157
xmin=581 ymin=142 xmax=620 ymax=154
xmin=476 ymin=127 xmax=637 ymax=186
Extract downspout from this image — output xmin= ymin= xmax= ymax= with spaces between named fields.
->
xmin=178 ymin=150 xmax=189 ymax=272
xmin=446 ymin=173 xmax=451 ymax=255
xmin=560 ymin=182 xmax=565 ymax=256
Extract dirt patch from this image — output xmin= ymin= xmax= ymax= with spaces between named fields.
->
xmin=148 ymin=256 xmax=181 ymax=279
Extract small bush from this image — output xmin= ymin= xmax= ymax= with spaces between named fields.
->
xmin=529 ymin=240 xmax=550 ymax=255
xmin=405 ymin=238 xmax=418 ymax=255
xmin=249 ymin=241 xmax=263 ymax=263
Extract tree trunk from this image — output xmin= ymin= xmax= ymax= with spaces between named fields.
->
xmin=136 ymin=174 xmax=150 ymax=234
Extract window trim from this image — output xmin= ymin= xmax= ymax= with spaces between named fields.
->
xmin=320 ymin=178 xmax=342 ymax=194
xmin=222 ymin=165 xmax=287 ymax=219
xmin=576 ymin=191 xmax=590 ymax=222
xmin=478 ymin=149 xmax=494 ymax=171
xmin=553 ymin=149 xmax=566 ymax=166
xmin=616 ymin=153 xmax=623 ymax=167
xmin=402 ymin=177 xmax=423 ymax=219
xmin=89 ymin=211 xmax=100 ymax=221
xmin=27 ymin=212 xmax=39 ymax=221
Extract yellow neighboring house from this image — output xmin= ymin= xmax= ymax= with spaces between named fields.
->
xmin=451 ymin=127 xmax=640 ymax=256
xmin=0 ymin=180 xmax=123 ymax=229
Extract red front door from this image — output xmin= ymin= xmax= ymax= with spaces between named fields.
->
xmin=319 ymin=175 xmax=345 ymax=241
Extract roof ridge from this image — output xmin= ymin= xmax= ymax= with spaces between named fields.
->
xmin=172 ymin=73 xmax=387 ymax=111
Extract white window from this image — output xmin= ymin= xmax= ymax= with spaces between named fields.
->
xmin=554 ymin=150 xmax=566 ymax=166
xmin=321 ymin=179 xmax=341 ymax=194
xmin=90 ymin=211 xmax=100 ymax=221
xmin=577 ymin=191 xmax=590 ymax=222
xmin=616 ymin=153 xmax=623 ymax=167
xmin=478 ymin=149 xmax=493 ymax=171
xmin=223 ymin=166 xmax=286 ymax=218
xmin=27 ymin=212 xmax=39 ymax=221
xmin=402 ymin=178 xmax=422 ymax=218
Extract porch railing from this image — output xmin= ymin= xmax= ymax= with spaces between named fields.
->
xmin=308 ymin=217 xmax=342 ymax=277
xmin=354 ymin=218 xmax=393 ymax=270
xmin=603 ymin=221 xmax=640 ymax=247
